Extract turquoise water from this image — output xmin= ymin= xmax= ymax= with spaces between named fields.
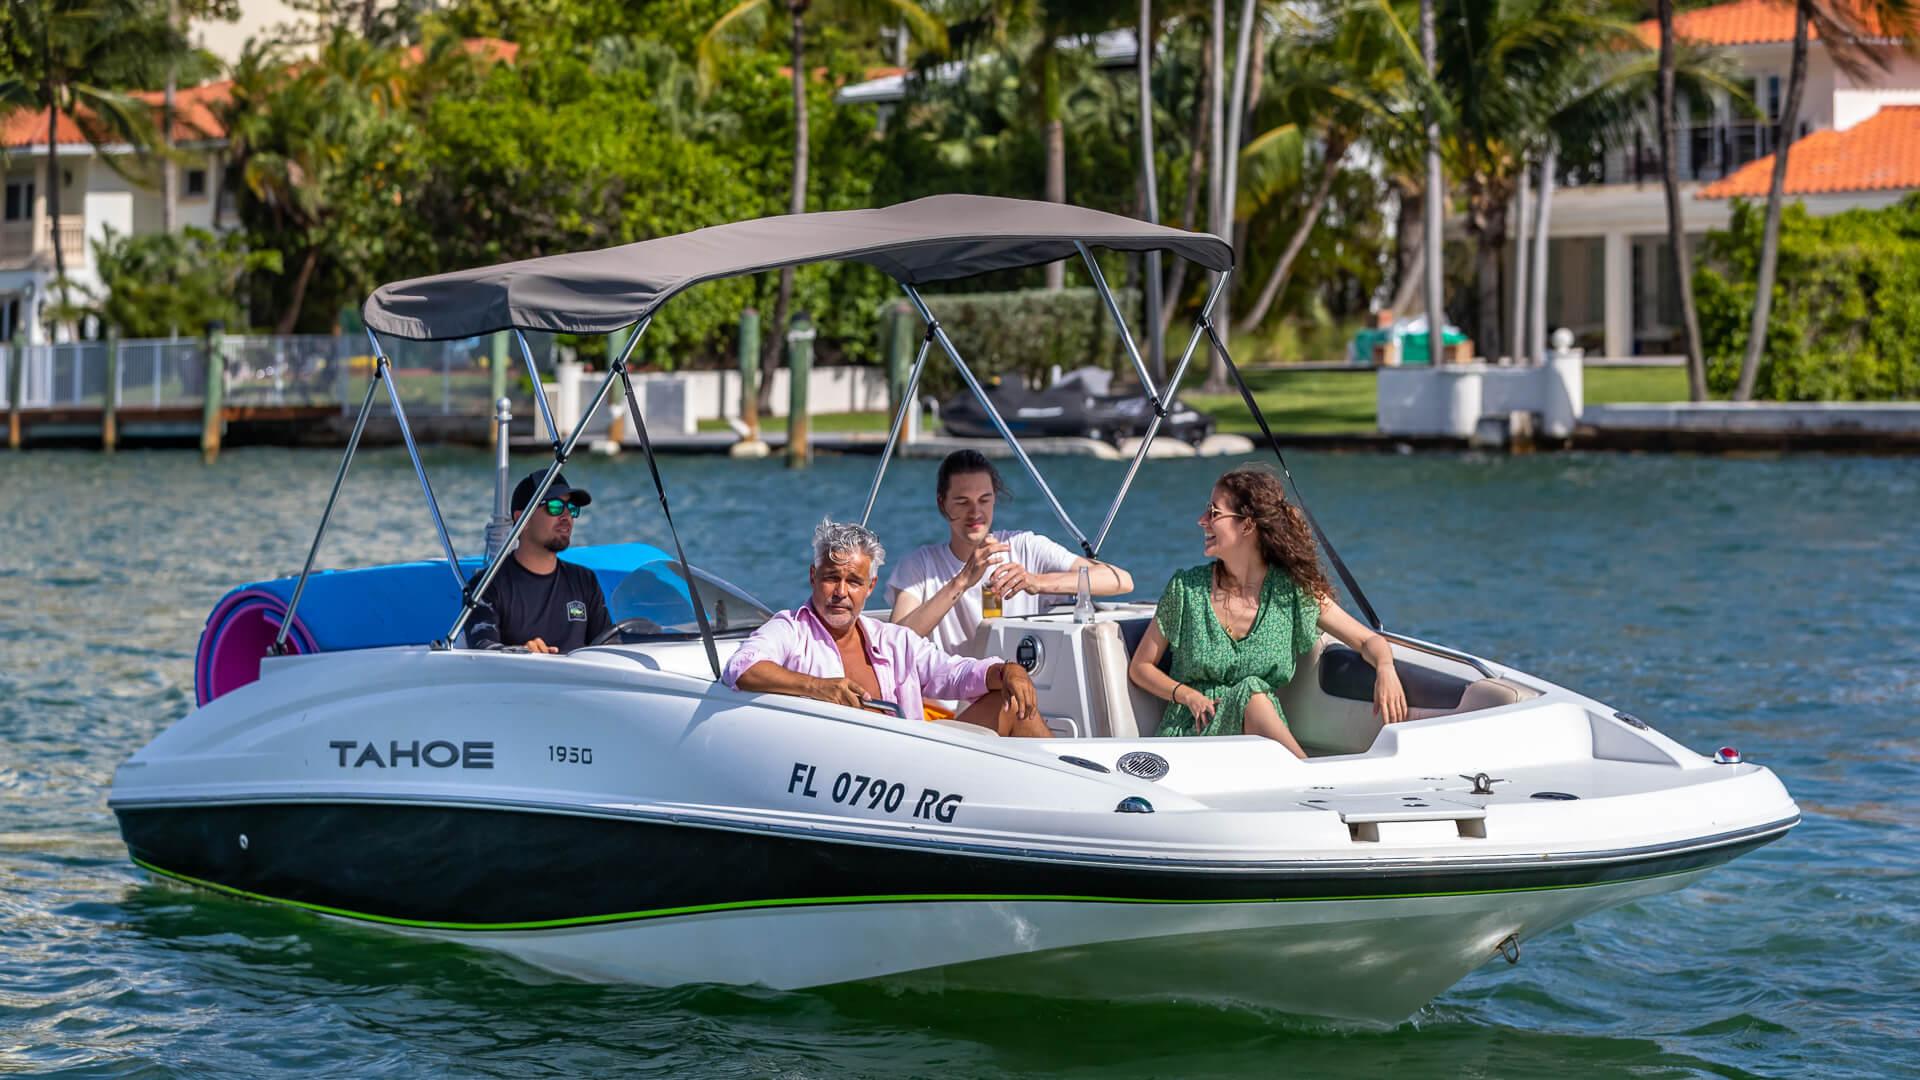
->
xmin=1 ymin=447 xmax=1914 ymax=1077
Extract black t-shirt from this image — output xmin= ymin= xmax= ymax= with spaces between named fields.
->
xmin=465 ymin=557 xmax=613 ymax=653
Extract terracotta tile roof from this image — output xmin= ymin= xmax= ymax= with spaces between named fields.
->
xmin=2 ymin=38 xmax=516 ymax=152
xmin=1634 ymin=0 xmax=1888 ymax=47
xmin=0 ymin=79 xmax=234 ymax=151
xmin=1698 ymin=105 xmax=1920 ymax=197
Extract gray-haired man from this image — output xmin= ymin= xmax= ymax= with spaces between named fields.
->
xmin=723 ymin=521 xmax=1047 ymax=737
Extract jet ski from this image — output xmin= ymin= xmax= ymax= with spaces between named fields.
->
xmin=939 ymin=366 xmax=1215 ymax=446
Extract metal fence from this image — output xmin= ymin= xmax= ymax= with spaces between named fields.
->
xmin=1 ymin=335 xmax=514 ymax=416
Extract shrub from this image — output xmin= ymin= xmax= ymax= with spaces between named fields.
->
xmin=1695 ymin=196 xmax=1920 ymax=401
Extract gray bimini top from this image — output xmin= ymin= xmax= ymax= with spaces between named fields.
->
xmin=362 ymin=194 xmax=1235 ymax=341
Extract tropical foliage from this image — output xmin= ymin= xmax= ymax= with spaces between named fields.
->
xmin=1696 ymin=197 xmax=1920 ymax=401
xmin=87 ymin=226 xmax=280 ymax=336
xmin=5 ymin=0 xmax=1905 ymax=402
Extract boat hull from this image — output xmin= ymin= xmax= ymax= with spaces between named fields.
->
xmin=117 ymin=800 xmax=1787 ymax=1023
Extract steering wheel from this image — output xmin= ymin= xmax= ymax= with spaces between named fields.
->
xmin=591 ymin=616 xmax=667 ymax=646
xmin=861 ymin=698 xmax=904 ymax=718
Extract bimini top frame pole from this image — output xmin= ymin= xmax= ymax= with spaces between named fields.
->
xmin=903 ymin=285 xmax=1095 ymax=557
xmin=444 ymin=321 xmax=643 ymax=648
xmin=272 ymin=330 xmax=466 ymax=654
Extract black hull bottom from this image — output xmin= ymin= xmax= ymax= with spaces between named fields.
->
xmin=115 ymin=802 xmax=1789 ymax=931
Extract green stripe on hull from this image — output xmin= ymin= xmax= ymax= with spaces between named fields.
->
xmin=130 ymin=855 xmax=1703 ymax=934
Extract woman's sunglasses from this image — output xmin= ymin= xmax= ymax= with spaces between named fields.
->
xmin=540 ymin=499 xmax=582 ymax=519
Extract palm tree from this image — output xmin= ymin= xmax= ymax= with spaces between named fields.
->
xmin=0 ymin=0 xmax=177 ymax=321
xmin=1656 ymin=0 xmax=1710 ymax=397
xmin=220 ymin=31 xmax=421 ymax=333
xmin=1233 ymin=1 xmax=1418 ymax=331
xmin=701 ymin=0 xmax=945 ymax=399
xmin=1423 ymin=0 xmax=1685 ymax=363
xmin=1730 ymin=0 xmax=1920 ymax=400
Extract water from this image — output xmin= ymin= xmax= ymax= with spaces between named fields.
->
xmin=2 ymin=447 xmax=1915 ymax=1077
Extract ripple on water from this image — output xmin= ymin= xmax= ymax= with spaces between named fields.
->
xmin=0 ymin=448 xmax=1915 ymax=1078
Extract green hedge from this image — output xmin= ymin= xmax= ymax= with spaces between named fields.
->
xmin=1696 ymin=196 xmax=1920 ymax=400
xmin=903 ymin=286 xmax=1141 ymax=398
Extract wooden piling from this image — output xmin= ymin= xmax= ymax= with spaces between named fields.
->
xmin=737 ymin=308 xmax=761 ymax=440
xmin=885 ymin=301 xmax=914 ymax=423
xmin=102 ymin=329 xmax=119 ymax=452
xmin=201 ymin=322 xmax=225 ymax=464
xmin=785 ymin=312 xmax=814 ymax=469
xmin=488 ymin=332 xmax=509 ymax=449
xmin=6 ymin=331 xmax=21 ymax=451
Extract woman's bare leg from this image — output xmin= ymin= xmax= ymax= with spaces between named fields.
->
xmin=1245 ymin=693 xmax=1307 ymax=759
xmin=955 ymin=691 xmax=1053 ymax=737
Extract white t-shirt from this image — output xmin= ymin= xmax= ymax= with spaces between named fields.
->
xmin=885 ymin=530 xmax=1082 ymax=654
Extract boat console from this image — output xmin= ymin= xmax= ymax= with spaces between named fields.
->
xmin=972 ymin=607 xmax=1541 ymax=752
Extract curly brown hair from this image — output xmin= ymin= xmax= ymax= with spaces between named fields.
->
xmin=1213 ymin=466 xmax=1331 ymax=599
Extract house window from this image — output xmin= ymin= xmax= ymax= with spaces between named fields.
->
xmin=185 ymin=168 xmax=207 ymax=198
xmin=3 ymin=181 xmax=33 ymax=222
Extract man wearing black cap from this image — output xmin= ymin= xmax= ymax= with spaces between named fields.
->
xmin=465 ymin=470 xmax=613 ymax=653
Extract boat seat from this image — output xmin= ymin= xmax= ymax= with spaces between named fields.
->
xmin=931 ymin=718 xmax=999 ymax=738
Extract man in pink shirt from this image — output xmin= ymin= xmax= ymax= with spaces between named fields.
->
xmin=724 ymin=521 xmax=1048 ymax=737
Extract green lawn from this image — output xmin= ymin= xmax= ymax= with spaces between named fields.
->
xmin=1187 ymin=365 xmax=1693 ymax=437
xmin=686 ymin=366 xmax=1694 ymax=439
xmin=1187 ymin=370 xmax=1379 ymax=436
xmin=1583 ymin=365 xmax=1690 ymax=404
xmin=697 ymin=410 xmax=894 ymax=434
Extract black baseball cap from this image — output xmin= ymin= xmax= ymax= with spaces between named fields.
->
xmin=511 ymin=470 xmax=593 ymax=515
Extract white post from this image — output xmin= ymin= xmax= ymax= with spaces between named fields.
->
xmin=1509 ymin=160 xmax=1531 ymax=364
xmin=1603 ymin=232 xmax=1632 ymax=361
xmin=1541 ymin=327 xmax=1584 ymax=439
xmin=1528 ymin=147 xmax=1557 ymax=364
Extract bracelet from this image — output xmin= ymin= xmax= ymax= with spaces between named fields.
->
xmin=1171 ymin=682 xmax=1187 ymax=705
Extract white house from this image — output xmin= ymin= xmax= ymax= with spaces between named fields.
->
xmin=1543 ymin=0 xmax=1920 ymax=358
xmin=0 ymin=83 xmax=234 ymax=344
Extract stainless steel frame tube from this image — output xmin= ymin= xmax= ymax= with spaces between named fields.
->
xmin=1075 ymin=241 xmax=1157 ymax=401
xmin=1090 ymin=272 xmax=1229 ymax=555
xmin=272 ymin=363 xmax=383 ymax=654
xmin=514 ymin=329 xmax=562 ymax=448
xmin=859 ymin=329 xmax=932 ymax=529
xmin=445 ymin=329 xmax=637 ymax=645
xmin=903 ymin=286 xmax=1093 ymax=556
xmin=369 ymin=330 xmax=463 ymax=590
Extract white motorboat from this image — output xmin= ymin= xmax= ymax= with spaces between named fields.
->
xmin=110 ymin=196 xmax=1798 ymax=1025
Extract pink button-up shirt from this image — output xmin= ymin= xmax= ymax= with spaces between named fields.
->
xmin=722 ymin=600 xmax=994 ymax=720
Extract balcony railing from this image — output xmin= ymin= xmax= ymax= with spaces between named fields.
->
xmin=0 ymin=215 xmax=87 ymax=265
xmin=1566 ymin=120 xmax=1805 ymax=188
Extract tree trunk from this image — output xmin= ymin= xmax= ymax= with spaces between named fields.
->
xmin=1202 ymin=0 xmax=1229 ymax=390
xmin=1509 ymin=160 xmax=1530 ymax=362
xmin=1419 ymin=0 xmax=1445 ymax=367
xmin=760 ymin=8 xmax=810 ymax=411
xmin=1042 ymin=44 xmax=1066 ymax=291
xmin=276 ymin=247 xmax=320 ymax=336
xmin=1236 ymin=136 xmax=1345 ymax=332
xmin=1734 ymin=0 xmax=1809 ymax=401
xmin=1389 ymin=181 xmax=1423 ymax=316
xmin=1208 ymin=0 xmax=1225 ymax=239
xmin=162 ymin=0 xmax=179 ymax=234
xmin=1529 ymin=146 xmax=1556 ymax=364
xmin=1160 ymin=38 xmax=1211 ymax=332
xmin=46 ymin=82 xmax=71 ymax=321
xmin=1657 ymin=0 xmax=1709 ymax=400
xmin=1473 ymin=235 xmax=1502 ymax=364
xmin=1221 ymin=0 xmax=1257 ymax=250
xmin=1137 ymin=0 xmax=1165 ymax=381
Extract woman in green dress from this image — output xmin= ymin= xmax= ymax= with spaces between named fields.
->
xmin=1127 ymin=467 xmax=1407 ymax=757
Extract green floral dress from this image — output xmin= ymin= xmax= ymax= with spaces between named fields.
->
xmin=1153 ymin=564 xmax=1321 ymax=737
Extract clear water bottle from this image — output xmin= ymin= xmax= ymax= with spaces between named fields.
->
xmin=1073 ymin=565 xmax=1095 ymax=623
